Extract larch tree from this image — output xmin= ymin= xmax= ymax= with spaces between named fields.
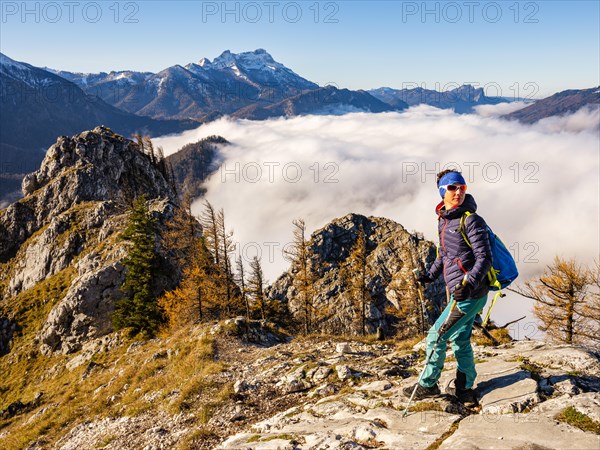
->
xmin=342 ymin=225 xmax=374 ymax=336
xmin=216 ymin=208 xmax=238 ymax=317
xmin=159 ymin=235 xmax=216 ymax=328
xmin=236 ymin=255 xmax=251 ymax=321
xmin=248 ymin=256 xmax=267 ymax=321
xmin=515 ymin=256 xmax=600 ymax=346
xmin=200 ymin=200 xmax=220 ymax=267
xmin=284 ymin=219 xmax=316 ymax=335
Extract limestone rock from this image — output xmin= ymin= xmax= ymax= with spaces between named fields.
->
xmin=336 ymin=342 xmax=352 ymax=354
xmin=475 ymin=360 xmax=540 ymax=414
xmin=265 ymin=213 xmax=446 ymax=335
xmin=532 ymin=392 xmax=600 ymax=423
xmin=518 ymin=343 xmax=600 ymax=374
xmin=336 ymin=365 xmax=353 ymax=381
xmin=0 ymin=127 xmax=179 ymax=355
xmin=438 ymin=409 xmax=600 ymax=450
xmin=1 ymin=126 xmax=176 ymax=263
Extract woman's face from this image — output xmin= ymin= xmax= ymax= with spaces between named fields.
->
xmin=443 ymin=184 xmax=466 ymax=209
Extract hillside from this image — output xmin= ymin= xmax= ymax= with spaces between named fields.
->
xmin=503 ymin=86 xmax=600 ymax=123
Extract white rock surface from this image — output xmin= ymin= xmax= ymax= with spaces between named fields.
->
xmin=438 ymin=411 xmax=600 ymax=450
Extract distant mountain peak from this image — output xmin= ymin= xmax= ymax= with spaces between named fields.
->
xmin=208 ymin=48 xmax=277 ymax=70
xmin=197 ymin=57 xmax=210 ymax=67
xmin=0 ymin=52 xmax=28 ymax=71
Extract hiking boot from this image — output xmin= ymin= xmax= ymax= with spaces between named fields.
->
xmin=446 ymin=370 xmax=478 ymax=406
xmin=446 ymin=386 xmax=478 ymax=406
xmin=403 ymin=383 xmax=441 ymax=400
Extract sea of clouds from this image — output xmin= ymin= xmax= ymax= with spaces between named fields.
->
xmin=154 ymin=104 xmax=600 ymax=335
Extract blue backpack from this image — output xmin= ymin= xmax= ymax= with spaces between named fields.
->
xmin=459 ymin=212 xmax=519 ymax=291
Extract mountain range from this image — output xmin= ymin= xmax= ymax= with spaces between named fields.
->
xmin=0 ymin=52 xmax=197 ymax=200
xmin=1 ymin=49 xmax=598 ymax=206
xmin=368 ymin=85 xmax=511 ymax=113
xmin=504 ymin=86 xmax=600 ymax=123
xmin=51 ymin=49 xmax=324 ymax=120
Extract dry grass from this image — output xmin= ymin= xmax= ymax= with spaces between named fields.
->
xmin=425 ymin=420 xmax=461 ymax=450
xmin=472 ymin=327 xmax=513 ymax=346
xmin=409 ymin=401 xmax=444 ymax=412
xmin=0 ymin=319 xmax=227 ymax=449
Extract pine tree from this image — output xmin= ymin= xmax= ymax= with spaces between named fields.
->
xmin=113 ymin=195 xmax=164 ymax=337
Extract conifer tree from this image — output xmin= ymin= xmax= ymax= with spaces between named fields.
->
xmin=113 ymin=195 xmax=164 ymax=336
xmin=248 ymin=256 xmax=267 ymax=320
xmin=384 ymin=245 xmax=428 ymax=339
xmin=284 ymin=219 xmax=315 ymax=334
xmin=159 ymin=235 xmax=216 ymax=328
xmin=162 ymin=194 xmax=197 ymax=271
xmin=343 ymin=225 xmax=373 ymax=336
xmin=516 ymin=256 xmax=600 ymax=346
xmin=216 ymin=208 xmax=237 ymax=316
xmin=236 ymin=255 xmax=251 ymax=320
xmin=200 ymin=200 xmax=220 ymax=267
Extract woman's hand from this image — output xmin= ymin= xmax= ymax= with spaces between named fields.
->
xmin=453 ymin=282 xmax=472 ymax=301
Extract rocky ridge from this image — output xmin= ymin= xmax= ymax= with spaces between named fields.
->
xmin=217 ymin=338 xmax=600 ymax=450
xmin=0 ymin=126 xmax=177 ymax=355
xmin=29 ymin=322 xmax=599 ymax=450
xmin=267 ymin=213 xmax=446 ymax=336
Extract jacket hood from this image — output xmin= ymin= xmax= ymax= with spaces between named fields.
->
xmin=435 ymin=193 xmax=478 ymax=219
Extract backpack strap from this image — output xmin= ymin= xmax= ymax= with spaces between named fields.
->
xmin=459 ymin=211 xmax=472 ymax=248
xmin=458 ymin=211 xmax=502 ymax=291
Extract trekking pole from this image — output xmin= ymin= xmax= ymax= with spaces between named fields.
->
xmin=402 ymin=280 xmax=465 ymax=418
xmin=481 ymin=291 xmax=506 ymax=328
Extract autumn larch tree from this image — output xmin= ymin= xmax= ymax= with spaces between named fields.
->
xmin=284 ymin=219 xmax=316 ymax=335
xmin=342 ymin=225 xmax=374 ymax=336
xmin=515 ymin=256 xmax=600 ymax=347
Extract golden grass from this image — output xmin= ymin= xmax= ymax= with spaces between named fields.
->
xmin=0 ymin=323 xmax=227 ymax=449
xmin=472 ymin=327 xmax=513 ymax=346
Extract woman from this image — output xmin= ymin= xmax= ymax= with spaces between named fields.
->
xmin=403 ymin=169 xmax=492 ymax=405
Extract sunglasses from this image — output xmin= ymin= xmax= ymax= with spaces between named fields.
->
xmin=442 ymin=184 xmax=467 ymax=192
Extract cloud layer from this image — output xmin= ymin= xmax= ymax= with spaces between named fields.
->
xmin=154 ymin=106 xmax=600 ymax=334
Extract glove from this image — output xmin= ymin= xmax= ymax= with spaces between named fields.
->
xmin=416 ymin=273 xmax=434 ymax=285
xmin=453 ymin=282 xmax=473 ymax=301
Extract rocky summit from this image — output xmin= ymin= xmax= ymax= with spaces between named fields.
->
xmin=0 ymin=126 xmax=177 ymax=355
xmin=267 ymin=213 xmax=447 ymax=336
xmin=4 ymin=323 xmax=597 ymax=450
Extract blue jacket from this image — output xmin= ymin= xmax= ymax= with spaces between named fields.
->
xmin=427 ymin=194 xmax=493 ymax=299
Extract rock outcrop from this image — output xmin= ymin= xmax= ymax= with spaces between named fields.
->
xmin=218 ymin=339 xmax=600 ymax=449
xmin=267 ymin=213 xmax=446 ymax=335
xmin=0 ymin=126 xmax=177 ymax=354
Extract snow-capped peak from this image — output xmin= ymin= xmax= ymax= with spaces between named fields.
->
xmin=211 ymin=50 xmax=237 ymax=70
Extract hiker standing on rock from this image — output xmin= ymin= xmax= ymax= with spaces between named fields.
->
xmin=403 ymin=170 xmax=493 ymax=406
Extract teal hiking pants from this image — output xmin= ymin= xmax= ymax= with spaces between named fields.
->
xmin=420 ymin=294 xmax=488 ymax=390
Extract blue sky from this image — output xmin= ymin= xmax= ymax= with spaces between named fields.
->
xmin=1 ymin=1 xmax=599 ymax=97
